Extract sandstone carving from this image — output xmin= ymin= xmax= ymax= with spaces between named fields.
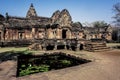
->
xmin=26 ymin=3 xmax=37 ymax=18
xmin=58 ymin=9 xmax=72 ymax=27
xmin=51 ymin=10 xmax=60 ymax=24
xmin=51 ymin=9 xmax=72 ymax=27
xmin=28 ymin=43 xmax=42 ymax=50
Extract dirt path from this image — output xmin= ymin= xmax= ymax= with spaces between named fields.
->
xmin=0 ymin=49 xmax=120 ymax=80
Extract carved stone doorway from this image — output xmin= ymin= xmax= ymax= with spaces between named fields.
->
xmin=62 ymin=29 xmax=67 ymax=39
xmin=18 ymin=32 xmax=24 ymax=39
xmin=0 ymin=32 xmax=1 ymax=40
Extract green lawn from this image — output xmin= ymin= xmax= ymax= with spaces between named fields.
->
xmin=0 ymin=47 xmax=45 ymax=54
xmin=0 ymin=47 xmax=28 ymax=53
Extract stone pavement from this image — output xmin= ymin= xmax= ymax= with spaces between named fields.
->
xmin=0 ymin=49 xmax=120 ymax=80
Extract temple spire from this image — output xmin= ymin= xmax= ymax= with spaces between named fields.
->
xmin=31 ymin=3 xmax=33 ymax=7
xmin=26 ymin=3 xmax=37 ymax=18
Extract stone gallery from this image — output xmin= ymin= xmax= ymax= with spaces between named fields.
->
xmin=0 ymin=4 xmax=112 ymax=51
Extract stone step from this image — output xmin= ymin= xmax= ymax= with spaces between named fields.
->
xmin=87 ymin=48 xmax=110 ymax=52
xmin=87 ymin=42 xmax=105 ymax=45
xmin=92 ymin=45 xmax=106 ymax=47
xmin=92 ymin=47 xmax=109 ymax=50
xmin=93 ymin=48 xmax=111 ymax=52
xmin=85 ymin=42 xmax=110 ymax=52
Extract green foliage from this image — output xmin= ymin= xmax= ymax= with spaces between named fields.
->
xmin=60 ymin=60 xmax=71 ymax=66
xmin=92 ymin=21 xmax=108 ymax=28
xmin=113 ymin=3 xmax=120 ymax=26
xmin=22 ymin=50 xmax=33 ymax=55
xmin=19 ymin=64 xmax=50 ymax=76
xmin=112 ymin=28 xmax=118 ymax=41
xmin=19 ymin=59 xmax=72 ymax=77
xmin=17 ymin=54 xmax=90 ymax=77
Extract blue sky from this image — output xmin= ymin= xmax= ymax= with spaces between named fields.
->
xmin=0 ymin=0 xmax=119 ymax=24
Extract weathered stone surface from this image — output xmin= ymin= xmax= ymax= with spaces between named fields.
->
xmin=51 ymin=9 xmax=72 ymax=27
xmin=51 ymin=10 xmax=60 ymax=24
xmin=26 ymin=3 xmax=37 ymax=18
xmin=58 ymin=9 xmax=72 ymax=27
xmin=28 ymin=43 xmax=42 ymax=50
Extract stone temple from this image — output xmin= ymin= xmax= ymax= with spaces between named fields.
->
xmin=0 ymin=4 xmax=112 ymax=51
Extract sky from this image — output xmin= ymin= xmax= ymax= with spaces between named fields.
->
xmin=0 ymin=0 xmax=119 ymax=24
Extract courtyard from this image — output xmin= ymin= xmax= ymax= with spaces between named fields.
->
xmin=0 ymin=43 xmax=120 ymax=80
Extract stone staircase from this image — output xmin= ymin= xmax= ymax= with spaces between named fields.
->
xmin=85 ymin=42 xmax=110 ymax=52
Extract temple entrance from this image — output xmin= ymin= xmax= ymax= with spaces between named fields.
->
xmin=18 ymin=32 xmax=24 ymax=39
xmin=62 ymin=29 xmax=67 ymax=39
xmin=0 ymin=32 xmax=1 ymax=40
xmin=46 ymin=45 xmax=54 ymax=50
xmin=57 ymin=45 xmax=65 ymax=50
xmin=80 ymin=44 xmax=83 ymax=50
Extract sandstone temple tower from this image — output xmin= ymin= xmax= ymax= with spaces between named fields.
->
xmin=26 ymin=3 xmax=37 ymax=18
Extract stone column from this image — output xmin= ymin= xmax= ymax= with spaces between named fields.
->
xmin=64 ymin=41 xmax=67 ymax=50
xmin=38 ymin=44 xmax=42 ymax=50
xmin=76 ymin=44 xmax=80 ymax=51
xmin=59 ymin=29 xmax=62 ymax=39
xmin=32 ymin=28 xmax=35 ymax=39
xmin=54 ymin=44 xmax=57 ymax=50
xmin=1 ymin=31 xmax=3 ymax=41
xmin=43 ymin=46 xmax=46 ymax=51
xmin=64 ymin=45 xmax=67 ymax=50
xmin=66 ymin=30 xmax=71 ymax=39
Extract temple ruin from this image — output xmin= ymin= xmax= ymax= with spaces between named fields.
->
xmin=0 ymin=4 xmax=112 ymax=51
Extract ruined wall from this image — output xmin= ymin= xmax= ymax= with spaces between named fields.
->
xmin=25 ymin=29 xmax=32 ymax=39
xmin=47 ymin=28 xmax=55 ymax=39
xmin=66 ymin=30 xmax=71 ymax=39
xmin=0 ymin=24 xmax=4 ymax=40
xmin=77 ymin=32 xmax=84 ymax=39
xmin=56 ymin=28 xmax=62 ymax=39
xmin=51 ymin=10 xmax=60 ymax=24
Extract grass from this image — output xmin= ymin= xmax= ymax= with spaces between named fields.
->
xmin=0 ymin=47 xmax=41 ymax=54
xmin=106 ymin=43 xmax=120 ymax=47
xmin=19 ymin=64 xmax=50 ymax=76
xmin=0 ymin=47 xmax=27 ymax=53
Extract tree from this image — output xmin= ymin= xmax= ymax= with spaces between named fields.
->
xmin=72 ymin=22 xmax=83 ymax=28
xmin=113 ymin=3 xmax=120 ymax=26
xmin=112 ymin=27 xmax=118 ymax=41
xmin=92 ymin=21 xmax=108 ymax=28
xmin=82 ymin=22 xmax=92 ymax=27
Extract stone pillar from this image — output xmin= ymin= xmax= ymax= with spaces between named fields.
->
xmin=66 ymin=30 xmax=71 ymax=39
xmin=76 ymin=44 xmax=80 ymax=51
xmin=69 ymin=45 xmax=72 ymax=50
xmin=54 ymin=44 xmax=57 ymax=50
xmin=64 ymin=42 xmax=67 ymax=50
xmin=1 ymin=31 xmax=3 ymax=41
xmin=43 ymin=46 xmax=46 ymax=51
xmin=56 ymin=28 xmax=61 ymax=39
xmin=32 ymin=28 xmax=35 ymax=39
xmin=38 ymin=44 xmax=42 ymax=50
xmin=59 ymin=29 xmax=62 ymax=39
xmin=64 ymin=45 xmax=67 ymax=50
